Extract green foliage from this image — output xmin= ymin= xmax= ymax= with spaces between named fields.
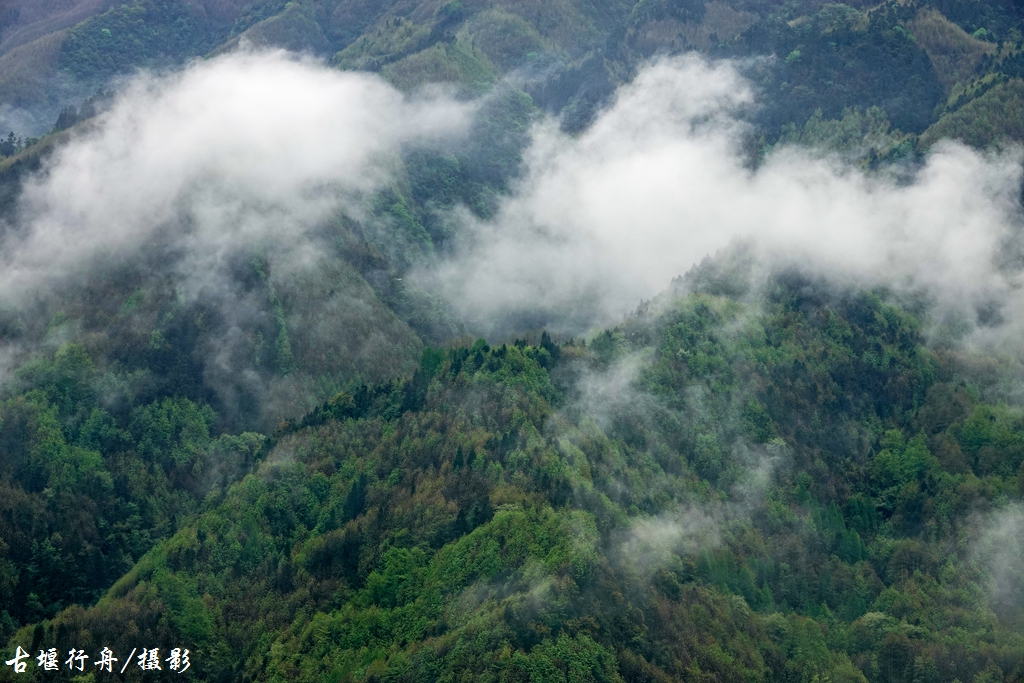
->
xmin=58 ymin=0 xmax=230 ymax=83
xmin=237 ymin=2 xmax=329 ymax=54
xmin=730 ymin=2 xmax=946 ymax=134
xmin=230 ymin=0 xmax=290 ymax=37
xmin=0 ymin=345 xmax=254 ymax=632
xmin=405 ymin=87 xmax=535 ymax=220
xmin=909 ymin=7 xmax=996 ymax=94
xmin=14 ymin=343 xmax=96 ymax=430
xmin=129 ymin=396 xmax=215 ymax=466
xmin=463 ymin=9 xmax=545 ymax=71
xmin=5 ymin=283 xmax=1023 ymax=682
xmin=3 ymin=1 xmax=1024 ymax=677
xmin=628 ymin=0 xmax=707 ymax=27
xmin=381 ymin=40 xmax=495 ymax=93
xmin=776 ymin=106 xmax=917 ymax=165
xmin=921 ymin=77 xmax=1024 ymax=147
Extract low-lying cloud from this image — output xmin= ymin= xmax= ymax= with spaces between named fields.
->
xmin=2 ymin=48 xmax=1024 ymax=428
xmin=559 ymin=349 xmax=786 ymax=574
xmin=972 ymin=503 xmax=1024 ymax=610
xmin=426 ymin=54 xmax=1024 ymax=337
xmin=618 ymin=438 xmax=785 ymax=575
xmin=1 ymin=49 xmax=469 ymax=302
xmin=6 ymin=50 xmax=1023 ymax=348
xmin=0 ymin=49 xmax=472 ymax=428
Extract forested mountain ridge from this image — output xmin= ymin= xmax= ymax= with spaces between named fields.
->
xmin=3 ymin=275 xmax=1023 ymax=682
xmin=1 ymin=0 xmax=1024 ymax=146
xmin=0 ymin=0 xmax=1022 ymax=682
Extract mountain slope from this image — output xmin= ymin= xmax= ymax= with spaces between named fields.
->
xmin=4 ymin=277 xmax=1022 ymax=682
xmin=2 ymin=0 xmax=1023 ymax=146
xmin=0 ymin=2 xmax=1022 ymax=682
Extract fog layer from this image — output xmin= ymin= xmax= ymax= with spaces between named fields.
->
xmin=1 ymin=50 xmax=469 ymax=302
xmin=428 ymin=55 xmax=1024 ymax=336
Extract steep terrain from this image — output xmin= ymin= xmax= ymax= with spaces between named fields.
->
xmin=0 ymin=1 xmax=1022 ymax=682
xmin=0 ymin=0 xmax=1022 ymax=144
xmin=4 ymin=275 xmax=1024 ymax=682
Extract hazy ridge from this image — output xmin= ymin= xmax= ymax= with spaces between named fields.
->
xmin=0 ymin=1 xmax=1023 ymax=682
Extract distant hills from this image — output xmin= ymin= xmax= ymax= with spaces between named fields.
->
xmin=0 ymin=0 xmax=1022 ymax=146
xmin=0 ymin=3 xmax=1023 ymax=683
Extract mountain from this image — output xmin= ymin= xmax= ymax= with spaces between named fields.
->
xmin=3 ymin=275 xmax=1024 ymax=682
xmin=0 ymin=1 xmax=1022 ymax=682
xmin=0 ymin=0 xmax=1023 ymax=144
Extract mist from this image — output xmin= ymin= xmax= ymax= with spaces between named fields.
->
xmin=0 ymin=49 xmax=472 ymax=427
xmin=973 ymin=503 xmax=1024 ymax=611
xmin=554 ymin=343 xmax=788 ymax=576
xmin=612 ymin=437 xmax=785 ymax=581
xmin=426 ymin=54 xmax=1024 ymax=338
xmin=3 ymin=48 xmax=1024 ymax=432
xmin=6 ymin=50 xmax=1023 ymax=353
xmin=1 ymin=50 xmax=469 ymax=303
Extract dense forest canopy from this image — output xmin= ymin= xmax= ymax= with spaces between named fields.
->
xmin=0 ymin=0 xmax=1022 ymax=682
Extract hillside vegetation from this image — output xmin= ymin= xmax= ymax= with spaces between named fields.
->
xmin=0 ymin=1 xmax=1022 ymax=682
xmin=0 ymin=0 xmax=1021 ymax=145
xmin=3 ymin=275 xmax=1024 ymax=682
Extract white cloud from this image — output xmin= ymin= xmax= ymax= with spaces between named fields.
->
xmin=973 ymin=503 xmax=1024 ymax=608
xmin=0 ymin=49 xmax=470 ymax=302
xmin=618 ymin=438 xmax=785 ymax=574
xmin=427 ymin=54 xmax=1024 ymax=336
